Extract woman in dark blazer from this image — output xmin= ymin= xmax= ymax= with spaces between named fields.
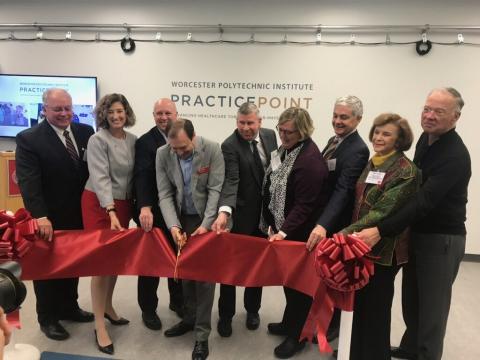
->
xmin=342 ymin=113 xmax=420 ymax=360
xmin=260 ymin=107 xmax=329 ymax=359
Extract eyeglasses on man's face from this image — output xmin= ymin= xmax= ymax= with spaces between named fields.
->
xmin=422 ymin=106 xmax=451 ymax=117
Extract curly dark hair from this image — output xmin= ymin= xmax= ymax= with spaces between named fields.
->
xmin=94 ymin=93 xmax=136 ymax=129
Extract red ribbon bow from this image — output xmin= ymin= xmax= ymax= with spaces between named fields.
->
xmin=0 ymin=208 xmax=37 ymax=260
xmin=301 ymin=233 xmax=374 ymax=353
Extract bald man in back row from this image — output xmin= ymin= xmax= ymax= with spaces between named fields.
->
xmin=133 ymin=98 xmax=184 ymax=330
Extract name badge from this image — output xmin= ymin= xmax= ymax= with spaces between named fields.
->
xmin=365 ymin=171 xmax=386 ymax=185
xmin=270 ymin=150 xmax=281 ymax=172
xmin=327 ymin=159 xmax=336 ymax=171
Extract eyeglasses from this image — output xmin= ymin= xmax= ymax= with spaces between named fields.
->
xmin=422 ymin=106 xmax=448 ymax=116
xmin=276 ymin=125 xmax=298 ymax=136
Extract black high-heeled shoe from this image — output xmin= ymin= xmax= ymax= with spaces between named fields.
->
xmin=104 ymin=312 xmax=130 ymax=326
xmin=94 ymin=330 xmax=114 ymax=355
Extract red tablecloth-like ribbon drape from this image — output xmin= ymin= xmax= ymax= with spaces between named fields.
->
xmin=1 ymin=209 xmax=373 ymax=354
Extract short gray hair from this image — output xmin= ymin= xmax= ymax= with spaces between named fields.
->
xmin=335 ymin=95 xmax=363 ymax=118
xmin=237 ymin=102 xmax=260 ymax=117
xmin=430 ymin=87 xmax=465 ymax=114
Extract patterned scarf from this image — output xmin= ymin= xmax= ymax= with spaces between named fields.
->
xmin=259 ymin=143 xmax=304 ymax=234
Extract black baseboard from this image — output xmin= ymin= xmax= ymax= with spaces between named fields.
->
xmin=464 ymin=254 xmax=480 ymax=263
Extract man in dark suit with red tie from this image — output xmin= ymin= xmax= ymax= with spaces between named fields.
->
xmin=133 ymin=98 xmax=184 ymax=330
xmin=16 ymin=88 xmax=94 ymax=340
xmin=211 ymin=102 xmax=278 ymax=337
xmin=306 ymin=95 xmax=370 ymax=341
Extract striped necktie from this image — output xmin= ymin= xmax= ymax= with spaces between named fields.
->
xmin=323 ymin=137 xmax=339 ymax=160
xmin=63 ymin=130 xmax=80 ymax=166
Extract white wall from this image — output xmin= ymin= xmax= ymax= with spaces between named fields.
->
xmin=1 ymin=0 xmax=479 ymax=253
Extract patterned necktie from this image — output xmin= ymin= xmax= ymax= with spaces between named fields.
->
xmin=323 ymin=137 xmax=339 ymax=160
xmin=252 ymin=140 xmax=265 ymax=179
xmin=63 ymin=130 xmax=80 ymax=166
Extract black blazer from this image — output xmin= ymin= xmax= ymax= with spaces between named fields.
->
xmin=15 ymin=120 xmax=94 ymax=230
xmin=317 ymin=131 xmax=369 ymax=235
xmin=219 ymin=128 xmax=277 ymax=235
xmin=132 ymin=126 xmax=168 ymax=228
xmin=262 ymin=138 xmax=329 ymax=241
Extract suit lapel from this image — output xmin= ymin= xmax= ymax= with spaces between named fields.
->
xmin=191 ymin=137 xmax=204 ymax=193
xmin=236 ymin=131 xmax=262 ymax=188
xmin=322 ymin=136 xmax=335 ymax=154
xmin=169 ymin=148 xmax=184 ymax=201
xmin=249 ymin=141 xmax=262 ymax=188
xmin=259 ymin=130 xmax=271 ymax=163
xmin=151 ymin=127 xmax=167 ymax=148
xmin=70 ymin=123 xmax=87 ymax=162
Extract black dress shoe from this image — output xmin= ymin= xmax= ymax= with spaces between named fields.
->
xmin=94 ymin=330 xmax=114 ymax=355
xmin=164 ymin=321 xmax=194 ymax=337
xmin=62 ymin=308 xmax=94 ymax=323
xmin=142 ymin=311 xmax=162 ymax=330
xmin=391 ymin=346 xmax=417 ymax=360
xmin=40 ymin=322 xmax=70 ymax=341
xmin=274 ymin=337 xmax=306 ymax=359
xmin=268 ymin=322 xmax=288 ymax=336
xmin=217 ymin=318 xmax=232 ymax=337
xmin=104 ymin=313 xmax=130 ymax=326
xmin=246 ymin=312 xmax=260 ymax=330
xmin=169 ymin=303 xmax=185 ymax=318
xmin=192 ymin=340 xmax=209 ymax=360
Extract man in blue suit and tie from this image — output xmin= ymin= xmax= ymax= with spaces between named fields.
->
xmin=306 ymin=95 xmax=370 ymax=342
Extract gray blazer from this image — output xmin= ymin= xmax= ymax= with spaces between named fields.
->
xmin=156 ymin=136 xmax=225 ymax=230
xmin=84 ymin=128 xmax=137 ymax=207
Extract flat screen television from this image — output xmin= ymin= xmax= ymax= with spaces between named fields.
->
xmin=0 ymin=74 xmax=98 ymax=138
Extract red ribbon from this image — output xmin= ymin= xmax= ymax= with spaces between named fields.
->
xmin=2 ymin=209 xmax=373 ymax=354
xmin=300 ymin=233 xmax=374 ymax=353
xmin=18 ymin=230 xmax=320 ymax=299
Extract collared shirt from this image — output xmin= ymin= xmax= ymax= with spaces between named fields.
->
xmin=47 ymin=121 xmax=80 ymax=154
xmin=179 ymin=152 xmax=198 ymax=215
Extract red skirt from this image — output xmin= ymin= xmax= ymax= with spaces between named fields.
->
xmin=81 ymin=189 xmax=132 ymax=230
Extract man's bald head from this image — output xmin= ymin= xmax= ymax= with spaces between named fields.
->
xmin=42 ymin=88 xmax=73 ymax=130
xmin=153 ymin=98 xmax=178 ymax=133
